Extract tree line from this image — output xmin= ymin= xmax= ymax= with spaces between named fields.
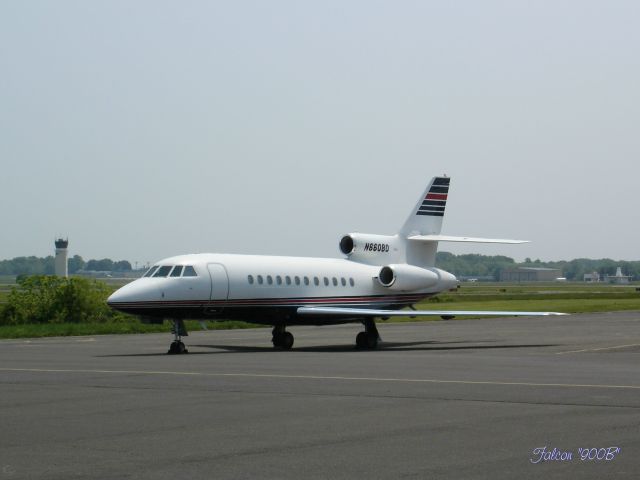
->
xmin=0 ymin=256 xmax=133 ymax=275
xmin=435 ymin=252 xmax=639 ymax=281
xmin=0 ymin=253 xmax=637 ymax=281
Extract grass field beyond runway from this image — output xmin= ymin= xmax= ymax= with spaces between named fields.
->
xmin=0 ymin=282 xmax=638 ymax=338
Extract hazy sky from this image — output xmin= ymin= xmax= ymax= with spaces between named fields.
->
xmin=1 ymin=1 xmax=638 ymax=266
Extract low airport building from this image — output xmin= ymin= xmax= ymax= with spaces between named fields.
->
xmin=584 ymin=272 xmax=600 ymax=282
xmin=499 ymin=267 xmax=562 ymax=282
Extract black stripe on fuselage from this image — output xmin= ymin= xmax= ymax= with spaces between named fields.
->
xmin=107 ymin=293 xmax=431 ymax=320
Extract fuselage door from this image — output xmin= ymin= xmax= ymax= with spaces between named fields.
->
xmin=205 ymin=263 xmax=229 ymax=315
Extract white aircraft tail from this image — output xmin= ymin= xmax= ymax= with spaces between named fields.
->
xmin=341 ymin=176 xmax=527 ymax=268
xmin=400 ymin=176 xmax=450 ymax=237
xmin=399 ymin=176 xmax=527 ymax=268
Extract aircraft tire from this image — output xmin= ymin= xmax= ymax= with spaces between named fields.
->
xmin=365 ymin=332 xmax=378 ymax=349
xmin=356 ymin=332 xmax=367 ymax=349
xmin=281 ymin=332 xmax=294 ymax=350
xmin=167 ymin=341 xmax=188 ymax=355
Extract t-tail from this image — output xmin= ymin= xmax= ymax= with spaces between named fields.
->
xmin=339 ymin=176 xmax=527 ymax=268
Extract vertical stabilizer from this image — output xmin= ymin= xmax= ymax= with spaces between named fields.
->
xmin=399 ymin=176 xmax=450 ymax=267
xmin=400 ymin=176 xmax=450 ymax=236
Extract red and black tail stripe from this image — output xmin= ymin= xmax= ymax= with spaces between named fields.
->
xmin=417 ymin=177 xmax=449 ymax=217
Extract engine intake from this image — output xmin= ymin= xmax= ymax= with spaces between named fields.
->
xmin=339 ymin=235 xmax=355 ymax=255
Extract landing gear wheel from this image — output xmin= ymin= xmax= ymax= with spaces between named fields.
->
xmin=272 ymin=327 xmax=294 ymax=350
xmin=356 ymin=331 xmax=378 ymax=349
xmin=365 ymin=332 xmax=378 ymax=349
xmin=168 ymin=341 xmax=188 ymax=355
xmin=280 ymin=332 xmax=294 ymax=350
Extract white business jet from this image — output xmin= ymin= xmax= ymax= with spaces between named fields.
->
xmin=107 ymin=176 xmax=564 ymax=353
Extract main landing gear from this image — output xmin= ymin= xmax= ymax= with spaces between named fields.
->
xmin=168 ymin=319 xmax=189 ymax=354
xmin=272 ymin=325 xmax=294 ymax=350
xmin=356 ymin=319 xmax=381 ymax=349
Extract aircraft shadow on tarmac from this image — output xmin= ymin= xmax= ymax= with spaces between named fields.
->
xmin=97 ymin=340 xmax=559 ymax=357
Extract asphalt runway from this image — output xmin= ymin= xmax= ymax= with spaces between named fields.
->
xmin=1 ymin=312 xmax=639 ymax=479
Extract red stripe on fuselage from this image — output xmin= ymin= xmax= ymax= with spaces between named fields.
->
xmin=109 ymin=293 xmax=431 ymax=309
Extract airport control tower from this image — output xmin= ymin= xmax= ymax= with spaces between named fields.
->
xmin=54 ymin=238 xmax=69 ymax=277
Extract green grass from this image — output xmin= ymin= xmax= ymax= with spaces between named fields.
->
xmin=0 ymin=320 xmax=266 ymax=339
xmin=1 ymin=282 xmax=639 ymax=339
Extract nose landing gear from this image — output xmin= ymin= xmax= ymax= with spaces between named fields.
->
xmin=168 ymin=319 xmax=189 ymax=354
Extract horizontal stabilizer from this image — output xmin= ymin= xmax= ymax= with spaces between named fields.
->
xmin=408 ymin=235 xmax=529 ymax=244
xmin=297 ymin=307 xmax=567 ymax=317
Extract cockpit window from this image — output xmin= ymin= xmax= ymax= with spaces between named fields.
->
xmin=153 ymin=266 xmax=172 ymax=277
xmin=143 ymin=266 xmax=159 ymax=277
xmin=183 ymin=266 xmax=198 ymax=277
xmin=170 ymin=266 xmax=184 ymax=277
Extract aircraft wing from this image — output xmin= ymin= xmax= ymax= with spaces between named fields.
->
xmin=297 ymin=307 xmax=567 ymax=317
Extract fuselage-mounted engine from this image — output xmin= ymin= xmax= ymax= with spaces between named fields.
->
xmin=377 ymin=264 xmax=440 ymax=291
xmin=339 ymin=233 xmax=403 ymax=265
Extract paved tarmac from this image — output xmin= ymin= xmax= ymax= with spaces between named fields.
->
xmin=1 ymin=311 xmax=639 ymax=479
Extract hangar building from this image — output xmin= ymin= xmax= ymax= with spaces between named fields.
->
xmin=499 ymin=267 xmax=562 ymax=282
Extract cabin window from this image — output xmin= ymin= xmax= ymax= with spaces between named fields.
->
xmin=349 ymin=278 xmax=355 ymax=287
xmin=170 ymin=266 xmax=184 ymax=277
xmin=143 ymin=266 xmax=159 ymax=277
xmin=323 ymin=277 xmax=329 ymax=286
xmin=153 ymin=266 xmax=172 ymax=277
xmin=294 ymin=276 xmax=300 ymax=285
xmin=285 ymin=276 xmax=292 ymax=285
xmin=183 ymin=266 xmax=198 ymax=277
xmin=313 ymin=277 xmax=319 ymax=286
xmin=257 ymin=275 xmax=264 ymax=285
xmin=248 ymin=275 xmax=254 ymax=284
xmin=276 ymin=275 xmax=282 ymax=285
xmin=341 ymin=277 xmax=346 ymax=286
xmin=267 ymin=275 xmax=273 ymax=285
xmin=332 ymin=277 xmax=338 ymax=286
xmin=304 ymin=277 xmax=310 ymax=286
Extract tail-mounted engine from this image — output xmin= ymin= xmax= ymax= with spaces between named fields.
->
xmin=339 ymin=233 xmax=402 ymax=265
xmin=377 ymin=264 xmax=439 ymax=291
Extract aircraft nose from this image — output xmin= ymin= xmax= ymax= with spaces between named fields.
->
xmin=106 ymin=289 xmax=123 ymax=306
xmin=107 ymin=280 xmax=159 ymax=308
